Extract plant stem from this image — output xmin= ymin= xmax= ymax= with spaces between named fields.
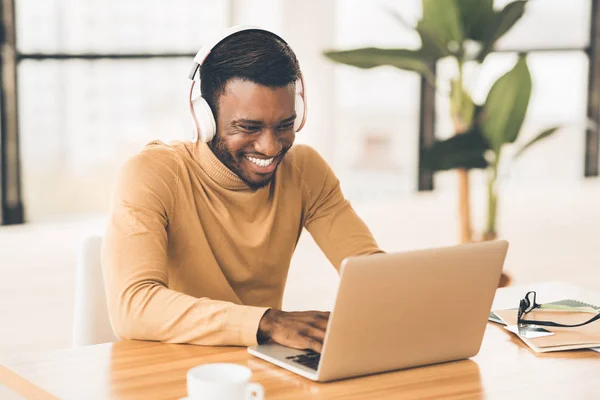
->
xmin=455 ymin=58 xmax=473 ymax=243
xmin=458 ymin=59 xmax=464 ymax=91
xmin=485 ymin=154 xmax=500 ymax=235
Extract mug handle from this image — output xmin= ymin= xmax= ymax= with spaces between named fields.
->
xmin=246 ymin=382 xmax=264 ymax=400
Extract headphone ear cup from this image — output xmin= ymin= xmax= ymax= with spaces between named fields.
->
xmin=294 ymin=93 xmax=305 ymax=132
xmin=191 ymin=96 xmax=217 ymax=142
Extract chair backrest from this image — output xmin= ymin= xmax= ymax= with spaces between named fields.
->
xmin=72 ymin=235 xmax=119 ymax=346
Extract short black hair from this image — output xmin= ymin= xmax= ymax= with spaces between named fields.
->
xmin=200 ymin=29 xmax=301 ymax=118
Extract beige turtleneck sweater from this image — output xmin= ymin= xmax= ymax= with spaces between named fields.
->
xmin=101 ymin=140 xmax=382 ymax=347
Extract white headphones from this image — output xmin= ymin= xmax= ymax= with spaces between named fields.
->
xmin=187 ymin=25 xmax=307 ymax=143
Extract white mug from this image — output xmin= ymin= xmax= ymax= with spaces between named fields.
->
xmin=183 ymin=363 xmax=264 ymax=400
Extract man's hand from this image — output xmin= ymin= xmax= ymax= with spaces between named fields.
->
xmin=257 ymin=309 xmax=330 ymax=353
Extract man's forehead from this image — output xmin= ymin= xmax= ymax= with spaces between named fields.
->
xmin=219 ymin=79 xmax=295 ymax=120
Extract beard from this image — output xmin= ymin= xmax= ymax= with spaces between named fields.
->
xmin=209 ymin=133 xmax=292 ymax=191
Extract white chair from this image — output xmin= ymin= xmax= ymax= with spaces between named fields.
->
xmin=72 ymin=235 xmax=119 ymax=346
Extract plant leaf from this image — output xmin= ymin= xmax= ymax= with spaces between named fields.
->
xmin=455 ymin=0 xmax=495 ymax=42
xmin=379 ymin=6 xmax=447 ymax=61
xmin=421 ymin=129 xmax=490 ymax=171
xmin=477 ymin=0 xmax=528 ymax=62
xmin=383 ymin=1 xmax=461 ymax=61
xmin=416 ymin=23 xmax=451 ymax=59
xmin=493 ymin=1 xmax=529 ymax=41
xmin=323 ymin=48 xmax=435 ymax=82
xmin=513 ymin=126 xmax=560 ymax=159
xmin=481 ymin=55 xmax=532 ymax=153
xmin=420 ymin=0 xmax=464 ymax=56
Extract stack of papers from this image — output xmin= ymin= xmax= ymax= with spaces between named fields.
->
xmin=490 ymin=299 xmax=600 ymax=353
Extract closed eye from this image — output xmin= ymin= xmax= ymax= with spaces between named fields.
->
xmin=239 ymin=125 xmax=261 ymax=133
xmin=278 ymin=122 xmax=295 ymax=130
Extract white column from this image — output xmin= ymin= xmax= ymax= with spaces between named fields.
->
xmin=281 ymin=1 xmax=337 ymax=164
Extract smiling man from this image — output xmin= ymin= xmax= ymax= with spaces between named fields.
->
xmin=102 ymin=28 xmax=382 ymax=354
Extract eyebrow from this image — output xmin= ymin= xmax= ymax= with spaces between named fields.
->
xmin=233 ymin=114 xmax=297 ymax=126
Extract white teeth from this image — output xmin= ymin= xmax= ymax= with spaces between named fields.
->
xmin=246 ymin=156 xmax=274 ymax=167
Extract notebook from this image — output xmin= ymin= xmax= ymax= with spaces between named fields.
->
xmin=490 ymin=299 xmax=600 ymax=353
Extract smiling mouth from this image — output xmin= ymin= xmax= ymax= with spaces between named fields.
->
xmin=243 ymin=154 xmax=280 ymax=176
xmin=245 ymin=155 xmax=275 ymax=167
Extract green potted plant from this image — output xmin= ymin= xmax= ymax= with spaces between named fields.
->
xmin=324 ymin=0 xmax=559 ymax=243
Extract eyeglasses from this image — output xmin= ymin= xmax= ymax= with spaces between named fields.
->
xmin=518 ymin=291 xmax=600 ymax=328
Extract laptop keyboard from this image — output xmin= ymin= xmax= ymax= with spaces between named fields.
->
xmin=286 ymin=349 xmax=321 ymax=370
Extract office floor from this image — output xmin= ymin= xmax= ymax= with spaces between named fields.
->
xmin=2 ymin=180 xmax=600 ymax=399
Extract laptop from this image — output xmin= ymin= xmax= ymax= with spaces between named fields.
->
xmin=248 ymin=240 xmax=509 ymax=382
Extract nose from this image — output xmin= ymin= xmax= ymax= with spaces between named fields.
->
xmin=254 ymin=129 xmax=282 ymax=157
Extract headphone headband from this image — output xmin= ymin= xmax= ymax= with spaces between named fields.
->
xmin=188 ymin=25 xmax=288 ymax=81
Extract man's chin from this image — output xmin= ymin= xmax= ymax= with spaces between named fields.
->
xmin=242 ymin=173 xmax=274 ymax=190
xmin=236 ymin=158 xmax=279 ymax=189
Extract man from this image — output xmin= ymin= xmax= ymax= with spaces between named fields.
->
xmin=102 ymin=28 xmax=382 ymax=354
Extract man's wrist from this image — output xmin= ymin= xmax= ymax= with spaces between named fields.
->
xmin=257 ymin=308 xmax=279 ymax=344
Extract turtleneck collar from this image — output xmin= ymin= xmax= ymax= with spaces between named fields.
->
xmin=194 ymin=141 xmax=251 ymax=191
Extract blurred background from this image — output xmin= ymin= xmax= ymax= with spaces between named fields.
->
xmin=0 ymin=0 xmax=598 ymax=384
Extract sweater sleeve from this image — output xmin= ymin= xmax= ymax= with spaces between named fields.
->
xmin=297 ymin=145 xmax=384 ymax=270
xmin=101 ymin=144 xmax=269 ymax=346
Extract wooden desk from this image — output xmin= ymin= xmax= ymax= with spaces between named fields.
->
xmin=2 ymin=282 xmax=599 ymax=400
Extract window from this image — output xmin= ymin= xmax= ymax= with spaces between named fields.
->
xmin=16 ymin=0 xmax=229 ymax=53
xmin=14 ymin=1 xmax=229 ymax=220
